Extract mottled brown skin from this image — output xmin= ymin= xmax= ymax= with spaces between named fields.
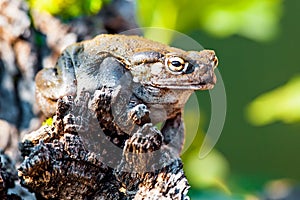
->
xmin=35 ymin=35 xmax=217 ymax=114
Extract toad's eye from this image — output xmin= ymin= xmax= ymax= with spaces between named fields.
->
xmin=165 ymin=56 xmax=188 ymax=73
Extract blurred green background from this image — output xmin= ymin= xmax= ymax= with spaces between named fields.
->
xmin=27 ymin=0 xmax=300 ymax=199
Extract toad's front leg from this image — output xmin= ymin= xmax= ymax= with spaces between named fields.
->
xmin=109 ymin=84 xmax=152 ymax=135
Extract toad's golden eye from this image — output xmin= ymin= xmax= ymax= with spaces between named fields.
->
xmin=165 ymin=56 xmax=188 ymax=73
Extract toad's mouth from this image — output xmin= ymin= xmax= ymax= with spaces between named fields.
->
xmin=151 ymin=82 xmax=215 ymax=90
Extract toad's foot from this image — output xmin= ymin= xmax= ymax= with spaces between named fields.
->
xmin=124 ymin=123 xmax=162 ymax=153
xmin=129 ymin=104 xmax=151 ymax=125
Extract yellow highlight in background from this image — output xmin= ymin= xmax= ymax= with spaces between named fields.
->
xmin=246 ymin=76 xmax=300 ymax=126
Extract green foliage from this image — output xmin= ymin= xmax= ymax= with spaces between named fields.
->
xmin=27 ymin=0 xmax=110 ymax=19
xmin=136 ymin=0 xmax=283 ymax=43
xmin=246 ymin=76 xmax=300 ymax=125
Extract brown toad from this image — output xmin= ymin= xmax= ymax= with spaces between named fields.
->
xmin=27 ymin=34 xmax=218 ymax=199
xmin=35 ymin=34 xmax=218 ymax=152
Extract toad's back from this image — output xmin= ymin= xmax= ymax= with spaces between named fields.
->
xmin=78 ymin=34 xmax=185 ymax=61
